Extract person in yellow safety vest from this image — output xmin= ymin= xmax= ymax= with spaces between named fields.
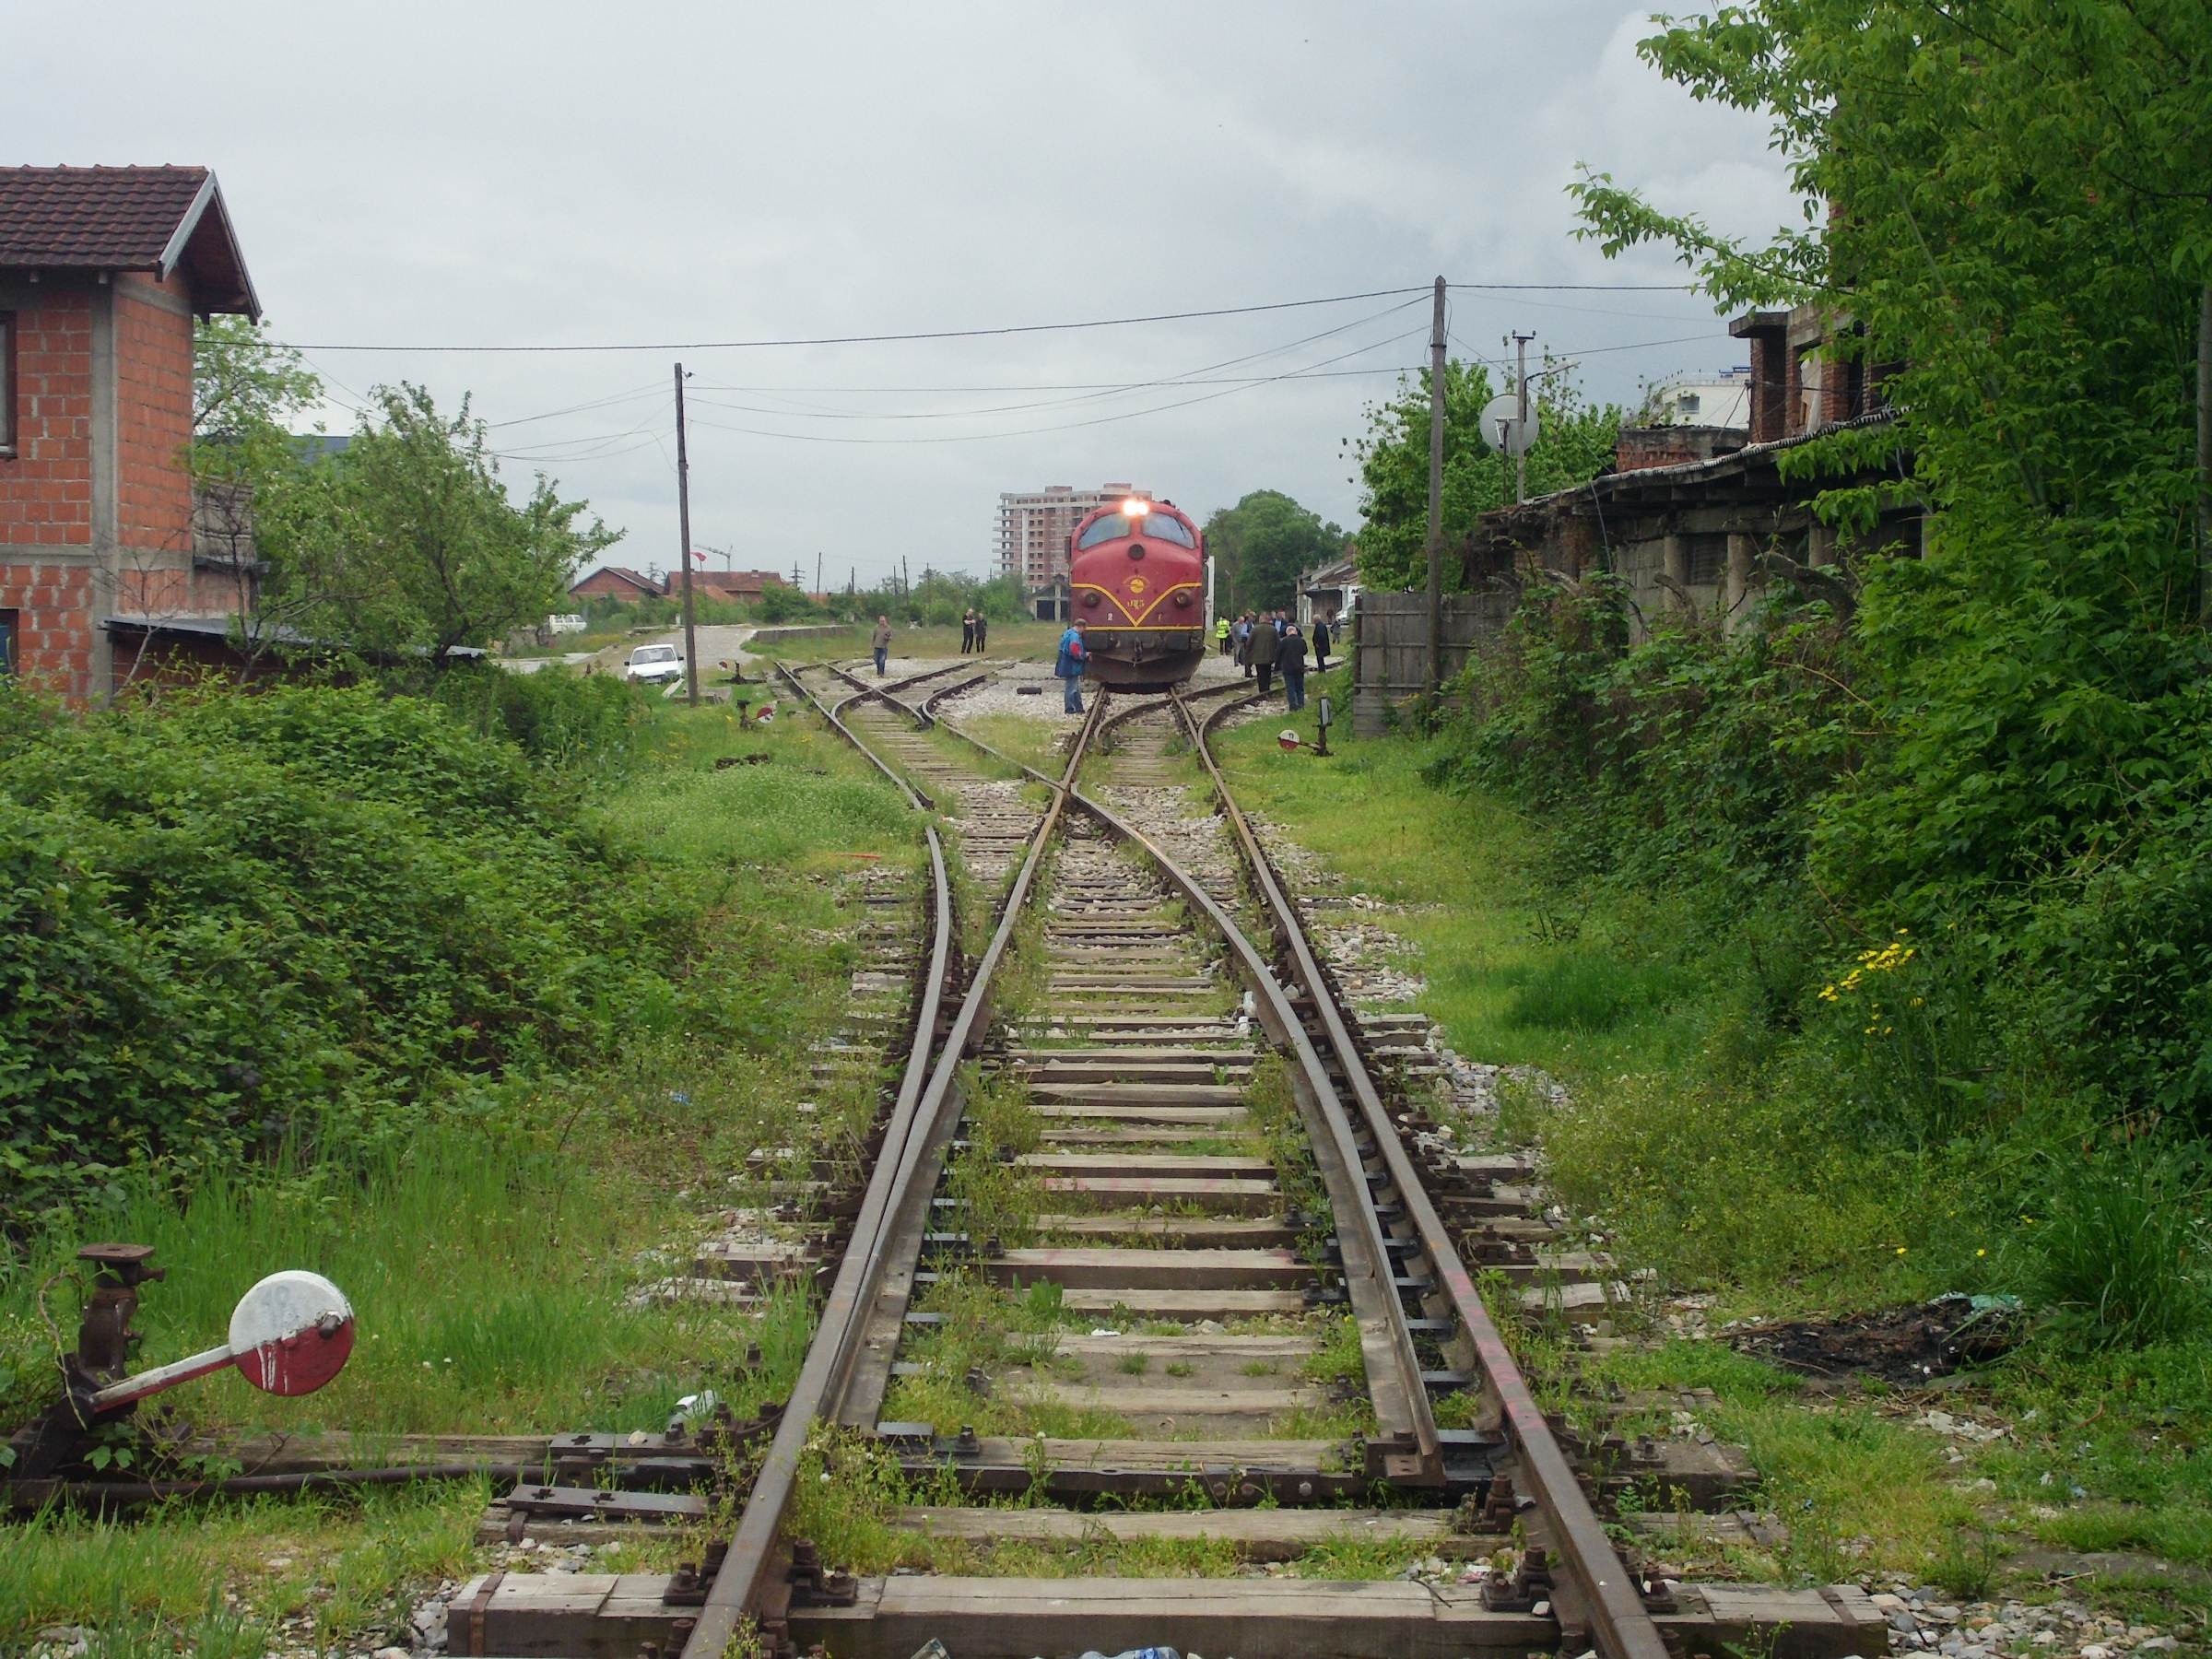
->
xmin=1215 ymin=615 xmax=1231 ymax=656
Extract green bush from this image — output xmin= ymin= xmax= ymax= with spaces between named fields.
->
xmin=425 ymin=662 xmax=653 ymax=771
xmin=0 ymin=681 xmax=730 ymax=1219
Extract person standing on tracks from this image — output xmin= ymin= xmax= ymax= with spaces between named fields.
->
xmin=1215 ymin=615 xmax=1231 ymax=656
xmin=1055 ymin=618 xmax=1089 ymax=714
xmin=1280 ymin=622 xmax=1310 ymax=712
xmin=872 ymin=615 xmax=892 ymax=676
xmin=1249 ymin=605 xmax=1278 ymax=696
xmin=1311 ymin=613 xmax=1332 ymax=672
xmin=973 ymin=610 xmax=987 ymax=653
xmin=960 ymin=609 xmax=975 ymax=653
xmin=1233 ymin=612 xmax=1253 ymax=677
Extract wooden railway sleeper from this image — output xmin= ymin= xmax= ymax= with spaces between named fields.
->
xmin=1180 ymin=685 xmax=1673 ymax=1659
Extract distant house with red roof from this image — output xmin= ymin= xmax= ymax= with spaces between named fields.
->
xmin=687 ymin=569 xmax=786 ymax=604
xmin=1 ymin=166 xmax=260 ymax=700
xmin=571 ymin=565 xmax=662 ymax=603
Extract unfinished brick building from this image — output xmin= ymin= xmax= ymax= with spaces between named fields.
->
xmin=0 ymin=166 xmax=260 ymax=700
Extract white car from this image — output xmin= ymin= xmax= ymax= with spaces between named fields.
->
xmin=626 ymin=643 xmax=685 ymax=685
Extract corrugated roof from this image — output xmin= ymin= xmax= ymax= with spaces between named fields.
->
xmin=0 ymin=166 xmax=259 ymax=316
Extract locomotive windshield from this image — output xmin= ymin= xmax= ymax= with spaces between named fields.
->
xmin=1077 ymin=511 xmax=1195 ymax=549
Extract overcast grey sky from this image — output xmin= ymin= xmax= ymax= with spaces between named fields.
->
xmin=10 ymin=3 xmax=1794 ymax=587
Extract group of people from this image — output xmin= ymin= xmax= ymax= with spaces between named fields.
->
xmin=1051 ymin=606 xmax=1338 ymax=718
xmin=1215 ymin=609 xmax=1331 ymax=711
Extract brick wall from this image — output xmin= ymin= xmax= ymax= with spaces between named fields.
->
xmin=114 ymin=276 xmax=194 ymax=555
xmin=0 ymin=291 xmax=94 ymax=548
xmin=0 ymin=275 xmax=221 ymax=702
xmin=0 ymin=559 xmax=93 ymax=695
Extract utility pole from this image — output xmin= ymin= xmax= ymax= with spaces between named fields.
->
xmin=1424 ymin=275 xmax=1447 ymax=700
xmin=1512 ymin=332 xmax=1536 ymax=505
xmin=816 ymin=552 xmax=823 ymax=601
xmin=674 ymin=362 xmax=700 ymax=708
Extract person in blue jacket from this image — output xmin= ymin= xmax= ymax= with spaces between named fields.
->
xmin=1055 ymin=618 xmax=1089 ymax=713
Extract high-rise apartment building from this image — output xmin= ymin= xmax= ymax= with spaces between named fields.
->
xmin=995 ymin=484 xmax=1151 ymax=586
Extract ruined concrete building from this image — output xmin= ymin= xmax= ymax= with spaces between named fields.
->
xmin=1469 ymin=304 xmax=1920 ymax=636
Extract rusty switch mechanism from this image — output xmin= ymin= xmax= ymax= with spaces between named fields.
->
xmin=7 ymin=1244 xmax=355 ymax=1482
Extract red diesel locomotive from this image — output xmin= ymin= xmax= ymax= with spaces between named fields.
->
xmin=1065 ymin=496 xmax=1209 ymax=688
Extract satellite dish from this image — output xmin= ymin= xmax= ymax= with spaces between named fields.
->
xmin=1478 ymin=394 xmax=1539 ymax=456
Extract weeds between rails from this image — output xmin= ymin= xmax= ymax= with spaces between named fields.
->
xmin=619 ymin=667 xmax=1689 ymax=1659
xmin=451 ymin=662 xmax=1879 ymax=1659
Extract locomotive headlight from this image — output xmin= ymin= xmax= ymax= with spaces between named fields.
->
xmin=1123 ymin=499 xmax=1148 ymax=517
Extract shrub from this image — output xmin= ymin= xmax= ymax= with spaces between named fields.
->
xmin=0 ymin=681 xmax=719 ymax=1219
xmin=424 ymin=662 xmax=653 ymax=772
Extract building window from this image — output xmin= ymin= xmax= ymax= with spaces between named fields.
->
xmin=1686 ymin=534 xmax=1729 ymax=587
xmin=0 ymin=312 xmax=15 ymax=458
xmin=0 ymin=609 xmax=16 ymax=675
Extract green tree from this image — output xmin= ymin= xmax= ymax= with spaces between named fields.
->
xmin=1203 ymin=490 xmax=1346 ymax=612
xmin=1566 ymin=1 xmax=2212 ymax=1124
xmin=187 ymin=320 xmax=371 ymax=680
xmin=1349 ymin=360 xmax=1621 ymax=593
xmin=194 ymin=315 xmax=323 ymax=441
xmin=341 ymin=384 xmax=618 ymax=669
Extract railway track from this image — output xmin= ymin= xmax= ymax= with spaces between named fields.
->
xmin=455 ymin=658 xmax=1886 ymax=1659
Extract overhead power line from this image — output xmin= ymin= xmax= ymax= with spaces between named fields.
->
xmin=274 ymin=281 xmax=1692 ymax=354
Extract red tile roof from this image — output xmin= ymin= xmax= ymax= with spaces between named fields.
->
xmin=572 ymin=566 xmax=661 ymax=595
xmin=0 ymin=166 xmax=259 ymax=316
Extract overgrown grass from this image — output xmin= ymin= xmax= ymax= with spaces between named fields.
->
xmin=1214 ymin=677 xmax=2212 ymax=1610
xmin=1 ymin=682 xmax=924 ymax=1649
xmin=3 ymin=1130 xmax=753 ymax=1440
xmin=957 ymin=712 xmax=1080 ymax=778
xmin=1212 ymin=686 xmax=1914 ymax=1301
xmin=1 ymin=1482 xmax=483 ymax=1655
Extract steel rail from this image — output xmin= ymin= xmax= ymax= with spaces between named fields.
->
xmin=848 ymin=656 xmax=982 ymax=701
xmin=776 ymin=661 xmax=932 ymax=811
xmin=915 ymin=670 xmax=994 ymax=724
xmin=683 ymin=690 xmax=1105 ymax=1659
xmin=1179 ymin=688 xmax=1669 ymax=1659
xmin=820 ymin=674 xmax=1440 ymax=1479
xmin=1060 ymin=713 xmax=1441 ymax=1485
xmin=818 ymin=659 xmax=979 ymax=730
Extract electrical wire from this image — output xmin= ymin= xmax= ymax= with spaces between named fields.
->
xmin=273 ymin=282 xmax=1688 ymax=354
xmin=683 ymin=300 xmax=1426 ymax=422
xmin=491 ymin=324 xmax=1731 ymax=458
xmin=683 ymin=334 xmax=1430 ymax=446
